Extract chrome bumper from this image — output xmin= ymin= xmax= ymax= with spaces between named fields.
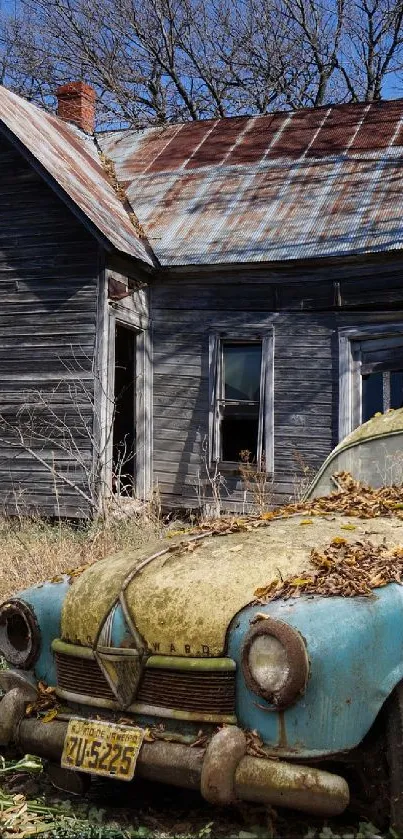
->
xmin=0 ymin=677 xmax=349 ymax=817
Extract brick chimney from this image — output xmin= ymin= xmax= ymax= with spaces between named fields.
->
xmin=56 ymin=81 xmax=96 ymax=134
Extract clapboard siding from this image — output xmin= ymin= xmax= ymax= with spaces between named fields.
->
xmin=0 ymin=135 xmax=100 ymax=516
xmin=151 ymin=259 xmax=403 ymax=510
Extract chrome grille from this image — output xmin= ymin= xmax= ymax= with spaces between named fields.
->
xmin=56 ymin=652 xmax=115 ymax=701
xmin=55 ymin=652 xmax=236 ymax=715
xmin=137 ymin=668 xmax=235 ymax=714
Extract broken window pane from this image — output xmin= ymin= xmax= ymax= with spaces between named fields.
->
xmin=113 ymin=324 xmax=136 ymax=494
xmin=362 ymin=370 xmax=403 ymax=423
xmin=362 ymin=373 xmax=383 ymax=423
xmin=390 ymin=371 xmax=403 ymax=409
xmin=221 ymin=404 xmax=260 ymax=462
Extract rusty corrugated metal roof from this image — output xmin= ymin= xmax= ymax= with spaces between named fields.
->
xmin=0 ymin=86 xmax=155 ymax=266
xmin=98 ymin=99 xmax=403 ymax=266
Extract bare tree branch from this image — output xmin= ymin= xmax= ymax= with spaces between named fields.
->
xmin=1 ymin=0 xmax=403 ymax=127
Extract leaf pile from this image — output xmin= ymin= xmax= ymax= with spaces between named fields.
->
xmin=25 ymin=683 xmax=58 ymax=720
xmin=0 ymin=788 xmax=141 ymax=838
xmin=254 ymin=537 xmax=403 ymax=602
xmin=174 ymin=473 xmax=403 ymax=544
xmin=289 ymin=471 xmax=403 ymax=520
xmin=0 ymin=792 xmax=48 ymax=838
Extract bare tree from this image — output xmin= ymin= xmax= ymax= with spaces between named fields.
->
xmin=342 ymin=0 xmax=403 ymax=101
xmin=1 ymin=0 xmax=403 ymax=127
xmin=0 ymin=352 xmax=137 ymax=519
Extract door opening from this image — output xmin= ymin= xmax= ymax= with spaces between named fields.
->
xmin=112 ymin=324 xmax=136 ymax=495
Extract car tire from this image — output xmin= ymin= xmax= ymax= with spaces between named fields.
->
xmin=386 ymin=681 xmax=403 ymax=833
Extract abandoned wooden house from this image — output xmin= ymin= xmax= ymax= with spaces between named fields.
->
xmin=1 ymin=82 xmax=403 ymax=516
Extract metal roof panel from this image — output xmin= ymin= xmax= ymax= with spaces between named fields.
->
xmin=99 ymin=100 xmax=403 ymax=266
xmin=0 ymin=87 xmax=155 ymax=265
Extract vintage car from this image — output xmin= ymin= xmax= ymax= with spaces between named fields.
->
xmin=3 ymin=410 xmax=403 ymax=828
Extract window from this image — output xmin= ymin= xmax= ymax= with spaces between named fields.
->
xmin=209 ymin=331 xmax=274 ymax=471
xmin=339 ymin=327 xmax=403 ymax=438
xmin=362 ymin=371 xmax=403 ymax=422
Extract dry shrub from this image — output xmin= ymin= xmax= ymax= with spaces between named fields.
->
xmin=0 ymin=513 xmax=161 ymax=602
xmin=292 ymin=448 xmax=316 ymax=502
xmin=238 ymin=450 xmax=273 ymax=514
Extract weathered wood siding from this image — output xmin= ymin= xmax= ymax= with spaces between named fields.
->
xmin=151 ymin=256 xmax=403 ymax=511
xmin=0 ymin=134 xmax=100 ymax=516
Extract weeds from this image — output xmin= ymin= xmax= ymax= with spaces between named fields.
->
xmin=191 ymin=436 xmax=227 ymax=519
xmin=238 ymin=451 xmax=273 ymax=515
xmin=292 ymin=449 xmax=316 ymax=502
xmin=0 ymin=513 xmax=161 ymax=602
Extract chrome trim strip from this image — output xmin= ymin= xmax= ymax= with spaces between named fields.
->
xmin=55 ymin=687 xmax=237 ymax=724
xmin=52 ymin=639 xmax=236 ymax=671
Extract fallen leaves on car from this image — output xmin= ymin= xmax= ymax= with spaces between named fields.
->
xmin=188 ymin=472 xmax=403 ymax=544
xmin=290 ymin=471 xmax=403 ymax=520
xmin=49 ymin=563 xmax=91 ymax=585
xmin=255 ymin=537 xmax=403 ymax=602
xmin=245 ymin=729 xmax=271 ymax=759
xmin=25 ymin=682 xmax=59 ymax=720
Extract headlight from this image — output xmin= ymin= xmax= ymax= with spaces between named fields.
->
xmin=0 ymin=600 xmax=40 ymax=668
xmin=242 ymin=617 xmax=309 ymax=709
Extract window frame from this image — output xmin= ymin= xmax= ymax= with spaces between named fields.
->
xmin=339 ymin=324 xmax=403 ymax=440
xmin=209 ymin=328 xmax=274 ymax=473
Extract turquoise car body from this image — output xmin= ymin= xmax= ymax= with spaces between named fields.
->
xmin=15 ymin=574 xmax=403 ymax=759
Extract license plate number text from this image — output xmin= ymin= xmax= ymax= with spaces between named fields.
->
xmin=61 ymin=719 xmax=144 ymax=781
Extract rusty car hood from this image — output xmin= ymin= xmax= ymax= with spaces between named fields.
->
xmin=60 ymin=515 xmax=403 ymax=656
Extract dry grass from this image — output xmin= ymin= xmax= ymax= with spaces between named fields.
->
xmin=0 ymin=514 xmax=162 ymax=602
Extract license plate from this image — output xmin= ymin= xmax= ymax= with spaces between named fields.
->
xmin=61 ymin=718 xmax=144 ymax=781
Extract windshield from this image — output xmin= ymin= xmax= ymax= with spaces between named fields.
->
xmin=307 ymin=431 xmax=403 ymax=499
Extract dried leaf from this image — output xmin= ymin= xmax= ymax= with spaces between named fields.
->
xmin=250 ymin=612 xmax=270 ymax=623
xmin=291 ymin=577 xmax=313 ymax=586
xmin=41 ymin=708 xmax=58 ymax=723
xmin=255 ymin=537 xmax=403 ymax=603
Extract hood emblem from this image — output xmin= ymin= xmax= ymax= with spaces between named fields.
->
xmin=95 ymin=601 xmax=147 ymax=710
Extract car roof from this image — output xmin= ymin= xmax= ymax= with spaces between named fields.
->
xmin=304 ymin=408 xmax=403 ymax=499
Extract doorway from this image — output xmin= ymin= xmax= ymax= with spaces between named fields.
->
xmin=112 ymin=323 xmax=136 ymax=495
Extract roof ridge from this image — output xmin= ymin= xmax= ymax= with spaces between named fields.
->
xmin=94 ymin=138 xmax=157 ymax=260
xmin=95 ymin=96 xmax=403 ymax=137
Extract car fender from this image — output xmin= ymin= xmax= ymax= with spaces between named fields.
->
xmin=227 ymin=582 xmax=403 ymax=758
xmin=8 ymin=579 xmax=71 ymax=685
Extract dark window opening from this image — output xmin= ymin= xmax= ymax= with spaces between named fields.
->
xmin=362 ymin=370 xmax=403 ymax=423
xmin=219 ymin=342 xmax=262 ymax=463
xmin=113 ymin=324 xmax=136 ymax=495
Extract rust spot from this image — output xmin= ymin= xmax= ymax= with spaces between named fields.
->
xmin=278 ymin=711 xmax=288 ymax=749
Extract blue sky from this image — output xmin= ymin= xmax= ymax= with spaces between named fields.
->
xmin=2 ymin=0 xmax=403 ymax=104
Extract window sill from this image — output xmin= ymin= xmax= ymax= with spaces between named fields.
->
xmin=214 ymin=461 xmax=273 ymax=478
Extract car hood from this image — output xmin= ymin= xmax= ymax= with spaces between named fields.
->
xmin=61 ymin=514 xmax=403 ymax=656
